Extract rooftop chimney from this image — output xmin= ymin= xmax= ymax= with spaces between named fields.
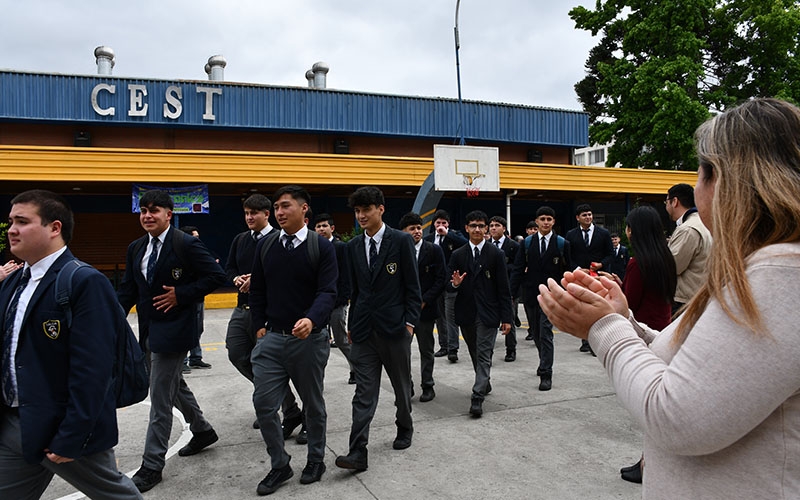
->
xmin=94 ymin=46 xmax=115 ymax=76
xmin=305 ymin=70 xmax=315 ymax=88
xmin=312 ymin=62 xmax=329 ymax=89
xmin=205 ymin=55 xmax=227 ymax=81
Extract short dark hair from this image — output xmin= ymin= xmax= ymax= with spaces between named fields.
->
xmin=139 ymin=190 xmax=174 ymax=211
xmin=575 ymin=203 xmax=592 ymax=216
xmin=667 ymin=183 xmax=695 ymax=209
xmin=536 ymin=206 xmax=556 ymax=218
xmin=489 ymin=215 xmax=507 ymax=228
xmin=348 ymin=186 xmax=384 ymax=208
xmin=432 ymin=209 xmax=450 ymax=223
xmin=526 ymin=220 xmax=538 ymax=229
xmin=243 ymin=194 xmax=271 ymax=211
xmin=180 ymin=225 xmax=199 ymax=235
xmin=314 ymin=213 xmax=334 ymax=226
xmin=399 ymin=212 xmax=423 ymax=229
xmin=465 ymin=210 xmax=488 ymax=225
xmin=273 ymin=185 xmax=311 ymax=206
xmin=610 ymin=232 xmax=620 ymax=238
xmin=11 ymin=189 xmax=74 ymax=244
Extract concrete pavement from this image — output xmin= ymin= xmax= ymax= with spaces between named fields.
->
xmin=44 ymin=308 xmax=643 ymax=500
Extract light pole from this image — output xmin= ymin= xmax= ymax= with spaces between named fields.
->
xmin=454 ymin=0 xmax=466 ymax=145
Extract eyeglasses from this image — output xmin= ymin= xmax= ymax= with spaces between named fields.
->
xmin=664 ymin=197 xmax=674 ymax=205
xmin=467 ymin=223 xmax=486 ymax=229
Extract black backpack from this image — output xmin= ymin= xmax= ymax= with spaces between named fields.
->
xmin=55 ymin=259 xmax=149 ymax=408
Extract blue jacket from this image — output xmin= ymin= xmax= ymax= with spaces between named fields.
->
xmin=417 ymin=240 xmax=447 ymax=321
xmin=117 ymin=227 xmax=225 ymax=353
xmin=448 ymin=242 xmax=513 ymax=328
xmin=0 ymin=249 xmax=120 ymax=464
xmin=347 ymin=227 xmax=422 ymax=342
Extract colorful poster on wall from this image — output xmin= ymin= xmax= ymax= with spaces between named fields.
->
xmin=131 ymin=184 xmax=210 ymax=214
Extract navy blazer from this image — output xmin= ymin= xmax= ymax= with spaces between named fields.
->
xmin=417 ymin=240 xmax=447 ymax=321
xmin=510 ymin=234 xmax=572 ymax=297
xmin=491 ymin=237 xmax=519 ymax=278
xmin=0 ymin=249 xmax=121 ymax=464
xmin=606 ymin=245 xmax=630 ymax=279
xmin=117 ymin=226 xmax=225 ymax=353
xmin=565 ymin=225 xmax=613 ymax=270
xmin=448 ymin=242 xmax=513 ymax=328
xmin=347 ymin=226 xmax=422 ymax=342
xmin=332 ymin=238 xmax=352 ymax=307
xmin=424 ymin=231 xmax=468 ymax=266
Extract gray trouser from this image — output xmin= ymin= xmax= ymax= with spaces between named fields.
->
xmin=330 ymin=304 xmax=353 ymax=371
xmin=415 ymin=318 xmax=436 ymax=389
xmin=348 ymin=330 xmax=413 ymax=452
xmin=226 ymin=306 xmax=256 ymax=380
xmin=435 ymin=291 xmax=459 ymax=352
xmin=251 ymin=329 xmax=330 ymax=469
xmin=503 ymin=297 xmax=519 ymax=352
xmin=525 ymin=295 xmax=554 ymax=378
xmin=0 ymin=411 xmax=142 ymax=500
xmin=187 ymin=304 xmax=206 ymax=363
xmin=460 ymin=319 xmax=495 ymax=400
xmin=143 ymin=351 xmax=213 ymax=471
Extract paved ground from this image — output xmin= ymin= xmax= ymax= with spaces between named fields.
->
xmin=44 ymin=308 xmax=643 ymax=500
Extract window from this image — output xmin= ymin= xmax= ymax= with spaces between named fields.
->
xmin=589 ymin=148 xmax=605 ymax=164
xmin=574 ymin=153 xmax=585 ymax=165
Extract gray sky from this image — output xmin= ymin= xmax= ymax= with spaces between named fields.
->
xmin=3 ymin=1 xmax=597 ymax=111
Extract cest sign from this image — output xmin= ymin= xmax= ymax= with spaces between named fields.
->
xmin=90 ymin=83 xmax=223 ymax=121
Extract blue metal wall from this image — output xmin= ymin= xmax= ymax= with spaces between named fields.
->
xmin=0 ymin=71 xmax=588 ymax=147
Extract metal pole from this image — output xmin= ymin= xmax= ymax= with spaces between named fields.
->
xmin=455 ymin=0 xmax=466 ymax=145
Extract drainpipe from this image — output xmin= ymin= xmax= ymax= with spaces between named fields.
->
xmin=506 ymin=190 xmax=518 ymax=233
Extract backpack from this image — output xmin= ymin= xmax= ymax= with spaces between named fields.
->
xmin=55 ymin=259 xmax=149 ymax=408
xmin=259 ymin=230 xmax=321 ymax=270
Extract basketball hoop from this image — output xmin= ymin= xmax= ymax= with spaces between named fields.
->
xmin=462 ymin=173 xmax=484 ymax=198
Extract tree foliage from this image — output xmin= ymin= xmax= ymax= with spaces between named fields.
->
xmin=571 ymin=0 xmax=800 ymax=170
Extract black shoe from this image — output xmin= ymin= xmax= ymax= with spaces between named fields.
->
xmin=132 ymin=465 xmax=162 ymax=493
xmin=282 ymin=413 xmax=303 ymax=440
xmin=434 ymin=348 xmax=448 ymax=357
xmin=447 ymin=351 xmax=458 ymax=363
xmin=253 ymin=419 xmax=260 ymax=429
xmin=257 ymin=462 xmax=294 ymax=495
xmin=579 ymin=340 xmax=591 ymax=352
xmin=525 ymin=333 xmax=536 ymax=341
xmin=189 ymin=360 xmax=212 ymax=369
xmin=539 ymin=377 xmax=552 ymax=391
xmin=182 ymin=363 xmax=192 ymax=374
xmin=335 ymin=448 xmax=368 ymax=471
xmin=348 ymin=371 xmax=356 ymax=384
xmin=620 ymin=459 xmax=642 ymax=483
xmin=295 ymin=426 xmax=308 ymax=444
xmin=392 ymin=428 xmax=413 ymax=450
xmin=178 ymin=428 xmax=218 ymax=456
xmin=419 ymin=387 xmax=435 ymax=402
xmin=330 ymin=340 xmax=338 ymax=348
xmin=504 ymin=350 xmax=516 ymax=362
xmin=300 ymin=461 xmax=326 ymax=484
xmin=469 ymin=398 xmax=483 ymax=418
xmin=620 ymin=458 xmax=642 ymax=474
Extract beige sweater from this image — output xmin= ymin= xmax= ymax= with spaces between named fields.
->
xmin=668 ymin=211 xmax=712 ymax=303
xmin=589 ymin=243 xmax=800 ymax=499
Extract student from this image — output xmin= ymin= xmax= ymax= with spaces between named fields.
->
xmin=249 ymin=185 xmax=338 ymax=495
xmin=0 ymin=190 xmax=141 ymax=499
xmin=449 ymin=211 xmax=513 ymax=417
xmin=117 ymin=190 xmax=226 ymax=493
xmin=488 ymin=215 xmax=520 ymax=362
xmin=336 ymin=186 xmax=422 ymax=472
xmin=399 ymin=212 xmax=447 ymax=403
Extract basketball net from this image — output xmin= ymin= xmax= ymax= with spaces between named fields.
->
xmin=463 ymin=173 xmax=484 ymax=198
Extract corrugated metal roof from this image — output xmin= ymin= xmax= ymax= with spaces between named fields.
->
xmin=0 ymin=71 xmax=589 ymax=147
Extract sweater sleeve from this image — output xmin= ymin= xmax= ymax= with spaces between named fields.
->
xmin=621 ymin=258 xmax=643 ymax=315
xmin=589 ymin=262 xmax=800 ymax=456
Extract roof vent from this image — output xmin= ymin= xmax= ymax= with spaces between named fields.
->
xmin=311 ymin=62 xmax=329 ymax=89
xmin=94 ymin=46 xmax=115 ymax=76
xmin=305 ymin=70 xmax=315 ymax=88
xmin=205 ymin=55 xmax=227 ymax=81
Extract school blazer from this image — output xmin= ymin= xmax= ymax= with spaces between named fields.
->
xmin=117 ymin=226 xmax=225 ymax=353
xmin=0 ymin=249 xmax=121 ymax=464
xmin=417 ymin=240 xmax=447 ymax=321
xmin=510 ymin=234 xmax=573 ymax=297
xmin=565 ymin=225 xmax=613 ymax=270
xmin=347 ymin=227 xmax=422 ymax=342
xmin=447 ymin=242 xmax=513 ymax=328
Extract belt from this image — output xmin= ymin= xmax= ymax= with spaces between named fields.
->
xmin=266 ymin=324 xmax=322 ymax=336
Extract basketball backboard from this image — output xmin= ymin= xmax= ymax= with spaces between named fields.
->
xmin=433 ymin=145 xmax=500 ymax=197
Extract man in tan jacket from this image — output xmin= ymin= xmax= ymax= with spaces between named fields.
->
xmin=665 ymin=183 xmax=712 ymax=312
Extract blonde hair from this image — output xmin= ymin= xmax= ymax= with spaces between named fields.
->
xmin=676 ymin=98 xmax=800 ymax=343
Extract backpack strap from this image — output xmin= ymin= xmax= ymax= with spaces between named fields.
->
xmin=258 ymin=231 xmax=282 ymax=265
xmin=54 ymin=259 xmax=94 ymax=329
xmin=172 ymin=227 xmax=187 ymax=266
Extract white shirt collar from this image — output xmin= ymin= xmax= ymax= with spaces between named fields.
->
xmin=469 ymin=239 xmax=486 ymax=252
xmin=280 ymin=225 xmax=308 ymax=243
xmin=27 ymin=246 xmax=68 ymax=281
xmin=366 ymin=223 xmax=386 ymax=244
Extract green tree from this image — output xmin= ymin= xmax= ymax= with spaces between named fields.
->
xmin=572 ymin=0 xmax=800 ymax=170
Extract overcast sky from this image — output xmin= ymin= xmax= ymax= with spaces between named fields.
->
xmin=3 ymin=1 xmax=597 ymax=111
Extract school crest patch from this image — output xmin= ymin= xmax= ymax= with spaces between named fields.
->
xmin=484 ymin=269 xmax=492 ymax=279
xmin=43 ymin=320 xmax=61 ymax=339
xmin=386 ymin=262 xmax=398 ymax=275
xmin=553 ymin=257 xmax=560 ymax=265
xmin=171 ymin=268 xmax=183 ymax=280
